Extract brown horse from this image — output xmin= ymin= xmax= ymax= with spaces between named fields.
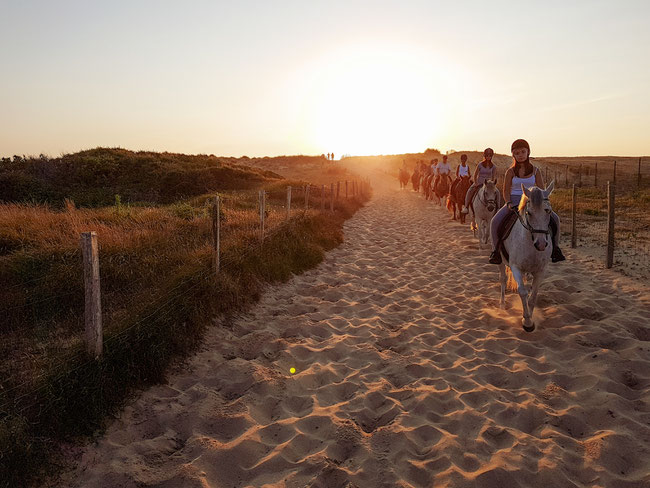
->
xmin=447 ymin=176 xmax=472 ymax=222
xmin=399 ymin=168 xmax=409 ymax=189
xmin=411 ymin=171 xmax=420 ymax=191
xmin=433 ymin=174 xmax=451 ymax=206
xmin=424 ymin=173 xmax=435 ymax=200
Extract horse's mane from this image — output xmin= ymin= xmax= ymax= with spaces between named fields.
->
xmin=518 ymin=186 xmax=544 ymax=213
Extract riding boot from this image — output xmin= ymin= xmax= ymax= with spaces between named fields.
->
xmin=489 ymin=248 xmax=502 ymax=264
xmin=549 ymin=217 xmax=566 ymax=263
xmin=461 ymin=186 xmax=474 ymax=214
xmin=488 ymin=203 xmax=514 ymax=265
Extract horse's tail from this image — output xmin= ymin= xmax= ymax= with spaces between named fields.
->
xmin=505 ymin=266 xmax=518 ymax=292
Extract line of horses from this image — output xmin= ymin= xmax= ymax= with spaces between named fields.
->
xmin=398 ymin=165 xmax=558 ymax=333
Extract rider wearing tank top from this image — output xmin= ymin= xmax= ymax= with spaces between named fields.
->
xmin=434 ymin=155 xmax=452 ymax=188
xmin=450 ymin=154 xmax=470 ymax=195
xmin=489 ymin=139 xmax=566 ymax=264
xmin=462 ymin=148 xmax=498 ymax=213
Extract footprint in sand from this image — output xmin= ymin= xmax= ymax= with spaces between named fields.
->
xmin=62 ymin=178 xmax=650 ymax=488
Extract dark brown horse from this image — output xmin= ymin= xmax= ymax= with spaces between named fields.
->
xmin=411 ymin=171 xmax=420 ymax=191
xmin=447 ymin=176 xmax=472 ymax=222
xmin=433 ymin=174 xmax=451 ymax=206
xmin=423 ymin=173 xmax=435 ymax=200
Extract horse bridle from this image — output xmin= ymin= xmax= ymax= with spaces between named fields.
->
xmin=514 ymin=199 xmax=551 ymax=242
xmin=480 ymin=185 xmax=497 ymax=210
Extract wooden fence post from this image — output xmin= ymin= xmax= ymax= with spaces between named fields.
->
xmin=329 ymin=183 xmax=334 ymax=212
xmin=336 ymin=181 xmax=340 ymax=200
xmin=571 ymin=185 xmax=577 ymax=249
xmin=578 ymin=164 xmax=582 ymax=187
xmin=613 ymin=160 xmax=617 ymax=186
xmin=595 ymin=162 xmax=598 ymax=187
xmin=81 ymin=231 xmax=102 ymax=358
xmin=211 ymin=196 xmax=220 ymax=273
xmin=286 ymin=186 xmax=291 ymax=219
xmin=638 ymin=157 xmax=642 ymax=189
xmin=606 ymin=181 xmax=615 ymax=268
xmin=565 ymin=165 xmax=569 ymax=187
xmin=346 ymin=180 xmax=349 ymax=199
xmin=321 ymin=185 xmax=325 ymax=211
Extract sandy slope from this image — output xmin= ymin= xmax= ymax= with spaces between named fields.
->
xmin=63 ymin=178 xmax=650 ymax=488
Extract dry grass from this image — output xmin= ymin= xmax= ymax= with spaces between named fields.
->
xmin=0 ymin=179 xmax=369 ymax=487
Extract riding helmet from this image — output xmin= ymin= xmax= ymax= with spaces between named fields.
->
xmin=511 ymin=139 xmax=530 ymax=153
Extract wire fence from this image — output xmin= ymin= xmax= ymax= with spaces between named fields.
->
xmin=406 ymin=161 xmax=650 ymax=280
xmin=535 ymin=157 xmax=650 ymax=192
xmin=558 ymin=183 xmax=650 ymax=281
xmin=0 ymin=179 xmax=371 ymax=416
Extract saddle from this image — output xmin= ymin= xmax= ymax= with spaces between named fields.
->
xmin=468 ymin=184 xmax=482 ymax=213
xmin=495 ymin=207 xmax=519 ymax=263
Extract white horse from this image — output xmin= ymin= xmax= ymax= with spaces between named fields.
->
xmin=498 ymin=182 xmax=555 ymax=332
xmin=470 ymin=179 xmax=500 ymax=249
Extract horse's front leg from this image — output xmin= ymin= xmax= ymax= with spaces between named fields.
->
xmin=527 ymin=269 xmax=546 ymax=317
xmin=499 ymin=263 xmax=507 ymax=309
xmin=510 ymin=265 xmax=534 ymax=332
xmin=479 ymin=219 xmax=488 ymax=249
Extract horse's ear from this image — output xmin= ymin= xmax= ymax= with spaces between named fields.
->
xmin=545 ymin=179 xmax=555 ymax=197
xmin=522 ymin=184 xmax=531 ymax=199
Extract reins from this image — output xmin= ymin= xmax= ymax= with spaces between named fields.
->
xmin=478 ymin=184 xmax=497 ymax=210
xmin=514 ymin=199 xmax=551 ymax=242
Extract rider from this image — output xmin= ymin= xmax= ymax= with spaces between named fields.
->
xmin=411 ymin=163 xmax=420 ymax=191
xmin=461 ymin=148 xmax=497 ymax=215
xmin=430 ymin=158 xmax=438 ymax=175
xmin=488 ymin=139 xmax=566 ymax=264
xmin=450 ymin=154 xmax=471 ymax=194
xmin=434 ymin=155 xmax=452 ymax=189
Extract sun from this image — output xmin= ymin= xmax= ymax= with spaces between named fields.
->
xmin=303 ymin=43 xmax=457 ymax=156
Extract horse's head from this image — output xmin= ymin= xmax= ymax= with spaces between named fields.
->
xmin=520 ymin=180 xmax=555 ymax=251
xmin=482 ymin=179 xmax=498 ymax=212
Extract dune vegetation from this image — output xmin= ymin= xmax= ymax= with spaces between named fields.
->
xmin=0 ymin=148 xmax=370 ymax=487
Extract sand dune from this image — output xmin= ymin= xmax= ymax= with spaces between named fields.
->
xmin=63 ymin=178 xmax=650 ymax=488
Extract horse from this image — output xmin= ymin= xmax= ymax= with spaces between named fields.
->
xmin=447 ymin=176 xmax=472 ymax=222
xmin=433 ymin=174 xmax=451 ymax=206
xmin=423 ymin=173 xmax=434 ymax=200
xmin=470 ymin=179 xmax=500 ymax=249
xmin=399 ymin=168 xmax=409 ymax=189
xmin=411 ymin=171 xmax=420 ymax=191
xmin=497 ymin=182 xmax=555 ymax=333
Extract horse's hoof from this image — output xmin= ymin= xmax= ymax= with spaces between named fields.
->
xmin=522 ymin=322 xmax=535 ymax=333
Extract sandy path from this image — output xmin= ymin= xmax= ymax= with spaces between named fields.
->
xmin=66 ymin=179 xmax=650 ymax=488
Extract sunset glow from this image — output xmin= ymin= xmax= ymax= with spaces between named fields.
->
xmin=303 ymin=44 xmax=458 ymax=156
xmin=1 ymin=1 xmax=649 ymax=157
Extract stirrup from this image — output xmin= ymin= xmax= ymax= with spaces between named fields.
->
xmin=489 ymin=250 xmax=502 ymax=264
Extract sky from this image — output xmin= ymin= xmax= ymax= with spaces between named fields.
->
xmin=1 ymin=0 xmax=649 ymax=158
